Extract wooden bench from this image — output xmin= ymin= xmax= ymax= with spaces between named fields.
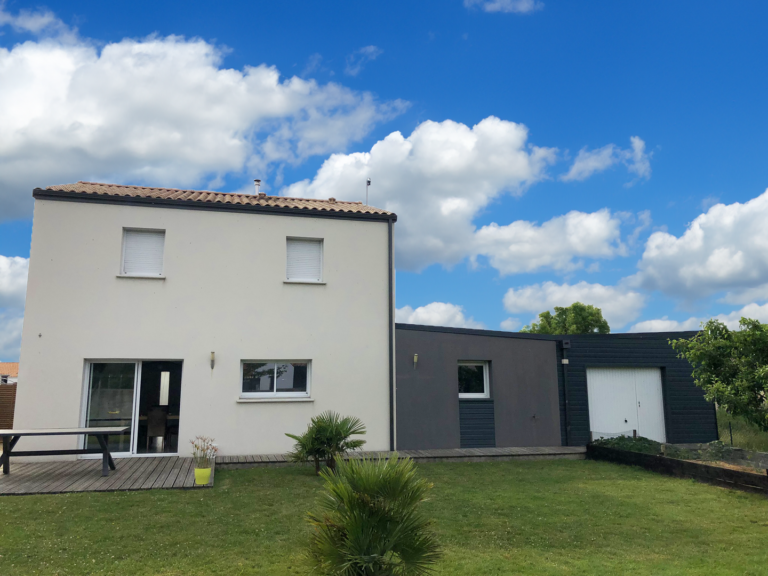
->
xmin=0 ymin=427 xmax=130 ymax=477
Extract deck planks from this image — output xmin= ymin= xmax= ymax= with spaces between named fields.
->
xmin=0 ymin=446 xmax=585 ymax=496
xmin=0 ymin=456 xmax=213 ymax=496
xmin=216 ymin=445 xmax=587 ymax=470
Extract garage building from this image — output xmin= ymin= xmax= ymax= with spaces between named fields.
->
xmin=395 ymin=324 xmax=718 ymax=449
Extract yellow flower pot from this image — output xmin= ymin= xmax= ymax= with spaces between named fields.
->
xmin=194 ymin=467 xmax=212 ymax=486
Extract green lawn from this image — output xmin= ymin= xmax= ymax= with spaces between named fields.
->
xmin=1 ymin=459 xmax=767 ymax=575
xmin=717 ymin=408 xmax=768 ymax=452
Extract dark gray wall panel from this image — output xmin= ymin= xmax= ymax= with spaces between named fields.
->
xmin=459 ymin=400 xmax=496 ymax=448
xmin=558 ymin=333 xmax=719 ymax=446
xmin=395 ymin=327 xmax=561 ymax=450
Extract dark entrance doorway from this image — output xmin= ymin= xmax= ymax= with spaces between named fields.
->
xmin=136 ymin=361 xmax=183 ymax=454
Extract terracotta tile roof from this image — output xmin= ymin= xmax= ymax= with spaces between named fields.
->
xmin=41 ymin=182 xmax=394 ymax=218
xmin=0 ymin=362 xmax=18 ymax=377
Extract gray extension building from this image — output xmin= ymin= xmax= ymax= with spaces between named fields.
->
xmin=395 ymin=324 xmax=718 ymax=450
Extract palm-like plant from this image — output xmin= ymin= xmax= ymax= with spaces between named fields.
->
xmin=314 ymin=411 xmax=366 ymax=472
xmin=307 ymin=455 xmax=441 ymax=575
xmin=286 ymin=411 xmax=366 ymax=475
xmin=285 ymin=423 xmax=327 ymax=475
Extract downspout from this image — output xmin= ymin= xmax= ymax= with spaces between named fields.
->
xmin=388 ymin=219 xmax=395 ymax=451
xmin=561 ymin=340 xmax=570 ymax=446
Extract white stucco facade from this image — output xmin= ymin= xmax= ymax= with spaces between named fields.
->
xmin=15 ymin=197 xmax=394 ymax=457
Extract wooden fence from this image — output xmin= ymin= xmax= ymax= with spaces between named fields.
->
xmin=0 ymin=383 xmax=17 ymax=429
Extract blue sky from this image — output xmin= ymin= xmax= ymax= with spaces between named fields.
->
xmin=2 ymin=0 xmax=768 ymax=359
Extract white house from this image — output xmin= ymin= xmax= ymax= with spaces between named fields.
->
xmin=0 ymin=362 xmax=18 ymax=384
xmin=14 ymin=182 xmax=396 ymax=458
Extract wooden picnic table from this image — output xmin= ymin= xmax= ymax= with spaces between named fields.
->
xmin=0 ymin=427 xmax=130 ymax=477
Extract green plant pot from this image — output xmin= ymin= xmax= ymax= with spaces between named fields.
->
xmin=195 ymin=467 xmax=212 ymax=486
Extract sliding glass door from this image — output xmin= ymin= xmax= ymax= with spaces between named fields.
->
xmin=84 ymin=362 xmax=137 ymax=454
xmin=84 ymin=360 xmax=183 ymax=456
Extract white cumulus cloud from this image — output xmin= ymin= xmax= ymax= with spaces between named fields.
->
xmin=0 ymin=5 xmax=406 ymax=220
xmin=283 ymin=116 xmax=607 ymax=272
xmin=464 ymin=0 xmax=544 ymax=14
xmin=561 ymin=136 xmax=651 ymax=185
xmin=0 ymin=255 xmax=29 ymax=309
xmin=344 ymin=45 xmax=383 ymax=77
xmin=472 ymin=208 xmax=625 ymax=275
xmin=502 ymin=280 xmax=646 ymax=329
xmin=396 ymin=302 xmax=484 ymax=329
xmin=500 ymin=317 xmax=522 ymax=331
xmin=633 ymin=189 xmax=768 ymax=300
xmin=0 ymin=255 xmax=29 ymax=361
xmin=629 ymin=302 xmax=768 ymax=333
xmin=0 ymin=311 xmax=24 ymax=361
xmin=0 ymin=4 xmax=71 ymax=36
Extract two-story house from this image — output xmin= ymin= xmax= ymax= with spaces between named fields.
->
xmin=14 ymin=182 xmax=396 ymax=458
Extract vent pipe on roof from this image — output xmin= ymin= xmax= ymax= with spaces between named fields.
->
xmin=254 ymin=179 xmax=261 ymax=195
xmin=366 ymin=178 xmax=371 ymax=205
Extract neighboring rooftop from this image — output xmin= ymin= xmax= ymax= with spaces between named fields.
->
xmin=34 ymin=182 xmax=396 ymax=220
xmin=0 ymin=362 xmax=18 ymax=377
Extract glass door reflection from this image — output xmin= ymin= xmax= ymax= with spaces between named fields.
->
xmin=85 ymin=362 xmax=136 ymax=453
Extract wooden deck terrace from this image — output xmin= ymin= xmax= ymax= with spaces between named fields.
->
xmin=0 ymin=456 xmax=213 ymax=496
xmin=0 ymin=446 xmax=585 ymax=496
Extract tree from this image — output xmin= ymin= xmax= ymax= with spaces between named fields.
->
xmin=670 ymin=317 xmax=768 ymax=432
xmin=307 ymin=455 xmax=442 ymax=575
xmin=520 ymin=302 xmax=610 ymax=334
xmin=286 ymin=411 xmax=367 ymax=474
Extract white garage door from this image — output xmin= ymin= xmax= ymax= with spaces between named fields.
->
xmin=587 ymin=367 xmax=666 ymax=443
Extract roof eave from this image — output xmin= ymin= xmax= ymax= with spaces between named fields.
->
xmin=32 ymin=188 xmax=397 ymax=223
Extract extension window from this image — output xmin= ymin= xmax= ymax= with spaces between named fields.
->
xmin=458 ymin=361 xmax=489 ymax=399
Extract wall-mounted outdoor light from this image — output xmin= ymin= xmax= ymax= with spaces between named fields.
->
xmin=413 ymin=353 xmax=418 ymax=368
xmin=210 ymin=351 xmax=215 ymax=370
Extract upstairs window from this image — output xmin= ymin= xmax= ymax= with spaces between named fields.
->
xmin=122 ymin=229 xmax=165 ymax=276
xmin=286 ymin=238 xmax=323 ymax=282
xmin=458 ymin=361 xmax=490 ymax=399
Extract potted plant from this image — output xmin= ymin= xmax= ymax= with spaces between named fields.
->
xmin=190 ymin=435 xmax=218 ymax=485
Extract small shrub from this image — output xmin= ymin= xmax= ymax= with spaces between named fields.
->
xmin=285 ymin=424 xmax=327 ymax=474
xmin=286 ymin=411 xmax=367 ymax=475
xmin=698 ymin=440 xmax=730 ymax=462
xmin=307 ymin=455 xmax=441 ymax=575
xmin=592 ymin=435 xmax=663 ymax=455
xmin=663 ymin=444 xmax=698 ymax=460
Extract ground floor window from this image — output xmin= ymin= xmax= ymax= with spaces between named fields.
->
xmin=241 ymin=361 xmax=310 ymax=398
xmin=458 ymin=361 xmax=490 ymax=399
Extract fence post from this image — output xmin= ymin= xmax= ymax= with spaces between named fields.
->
xmin=633 ymin=429 xmax=637 ymax=439
xmin=729 ymin=422 xmax=733 ymax=446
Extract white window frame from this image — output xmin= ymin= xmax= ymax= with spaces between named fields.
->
xmin=458 ymin=361 xmax=490 ymax=399
xmin=285 ymin=237 xmax=324 ymax=284
xmin=120 ymin=228 xmax=166 ymax=278
xmin=240 ymin=360 xmax=312 ymax=399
